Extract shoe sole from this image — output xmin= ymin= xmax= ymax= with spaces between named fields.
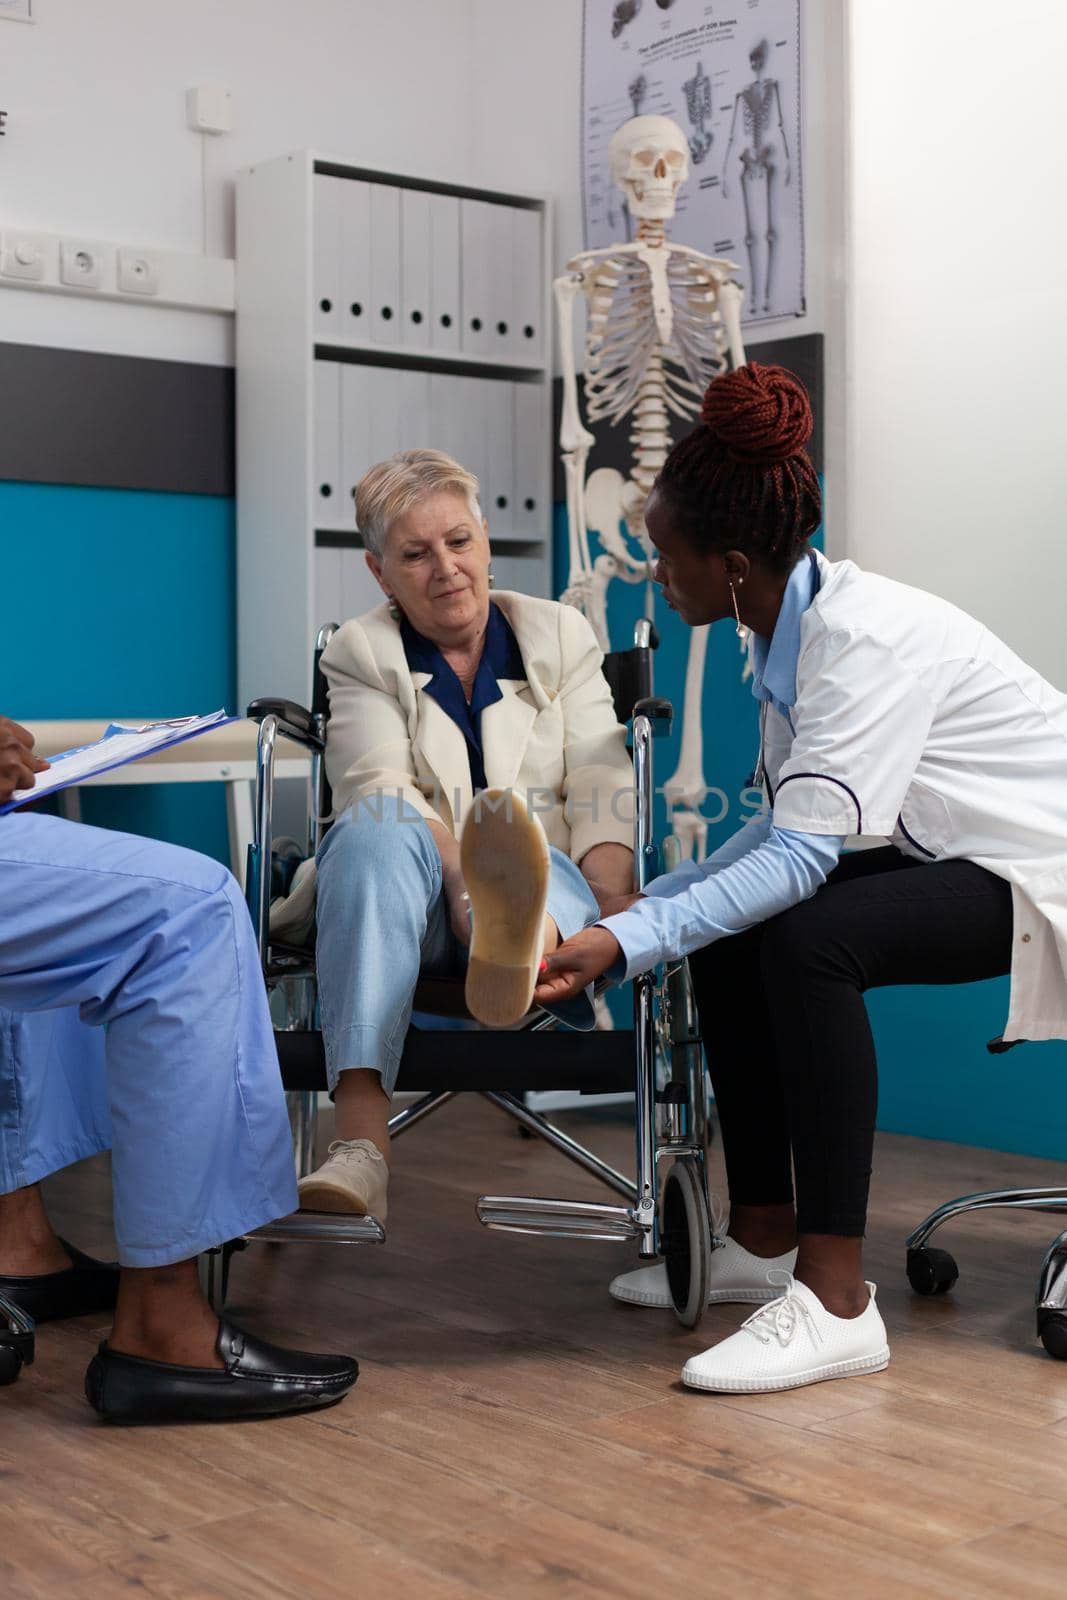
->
xmin=610 ymin=1285 xmax=781 ymax=1309
xmin=461 ymin=788 xmax=550 ymax=1027
xmin=681 ymin=1348 xmax=891 ymax=1393
xmin=297 ymin=1182 xmax=385 ymax=1223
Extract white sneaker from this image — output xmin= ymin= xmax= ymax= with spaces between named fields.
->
xmin=682 ymin=1272 xmax=890 ymax=1394
xmin=609 ymin=1236 xmax=799 ymax=1308
xmin=297 ymin=1139 xmax=389 ymax=1222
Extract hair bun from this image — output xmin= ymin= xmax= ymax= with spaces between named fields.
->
xmin=700 ymin=362 xmax=812 ymax=465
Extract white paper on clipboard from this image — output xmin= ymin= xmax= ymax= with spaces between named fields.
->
xmin=1 ymin=711 xmax=237 ymax=813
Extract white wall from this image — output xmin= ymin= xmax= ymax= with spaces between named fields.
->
xmin=0 ymin=0 xmax=584 ymax=365
xmin=846 ymin=0 xmax=1067 ymax=683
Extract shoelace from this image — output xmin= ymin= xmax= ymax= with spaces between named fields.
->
xmin=326 ymin=1139 xmax=384 ymax=1165
xmin=740 ymin=1271 xmax=824 ymax=1350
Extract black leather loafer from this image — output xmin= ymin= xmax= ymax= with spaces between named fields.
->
xmin=0 ymin=1240 xmax=119 ymax=1323
xmin=84 ymin=1317 xmax=359 ymax=1423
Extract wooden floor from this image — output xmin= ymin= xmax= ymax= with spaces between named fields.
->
xmin=4 ymin=1100 xmax=1067 ymax=1600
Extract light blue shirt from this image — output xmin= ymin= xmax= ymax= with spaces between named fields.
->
xmin=601 ymin=551 xmax=846 ymax=980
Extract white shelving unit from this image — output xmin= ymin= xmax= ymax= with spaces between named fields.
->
xmin=236 ymin=149 xmax=554 ymax=708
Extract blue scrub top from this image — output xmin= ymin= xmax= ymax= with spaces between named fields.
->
xmin=400 ymin=601 xmax=526 ymax=793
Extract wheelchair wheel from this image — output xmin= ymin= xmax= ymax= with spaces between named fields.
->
xmin=661 ymin=1157 xmax=712 ymax=1329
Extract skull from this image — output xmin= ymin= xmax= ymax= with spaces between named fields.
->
xmin=608 ymin=115 xmax=690 ymax=222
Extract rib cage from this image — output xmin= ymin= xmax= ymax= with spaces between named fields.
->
xmin=580 ymin=251 xmax=731 ymax=429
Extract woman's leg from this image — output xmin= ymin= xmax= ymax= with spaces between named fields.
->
xmin=314 ymin=800 xmax=449 ymax=1157
xmin=760 ymin=851 xmax=1014 ymax=1314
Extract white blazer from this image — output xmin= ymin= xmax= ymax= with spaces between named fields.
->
xmin=320 ymin=589 xmax=634 ymax=862
xmin=765 ymin=551 xmax=1067 ymax=1042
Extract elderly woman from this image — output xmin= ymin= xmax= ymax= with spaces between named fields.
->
xmin=294 ymin=449 xmax=634 ymax=1222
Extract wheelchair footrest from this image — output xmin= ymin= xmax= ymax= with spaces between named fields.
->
xmin=476 ymin=1195 xmax=639 ymax=1241
xmin=245 ymin=1213 xmax=385 ymax=1246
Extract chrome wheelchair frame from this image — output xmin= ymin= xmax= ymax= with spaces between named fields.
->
xmin=220 ymin=619 xmax=717 ymax=1326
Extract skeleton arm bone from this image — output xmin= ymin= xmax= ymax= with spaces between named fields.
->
xmin=721 ymin=95 xmax=742 ymax=198
xmin=554 ymin=271 xmax=596 ymax=588
xmin=716 ymin=279 xmax=746 ymax=369
xmin=773 ymin=81 xmax=791 ymax=184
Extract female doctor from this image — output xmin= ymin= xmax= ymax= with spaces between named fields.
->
xmin=535 ymin=362 xmax=1067 ymax=1396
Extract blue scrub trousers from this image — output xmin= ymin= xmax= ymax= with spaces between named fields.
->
xmin=315 ymin=799 xmax=602 ymax=1095
xmin=0 ymin=814 xmax=298 ymax=1266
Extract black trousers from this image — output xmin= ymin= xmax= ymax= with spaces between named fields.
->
xmin=685 ymin=847 xmax=1014 ymax=1236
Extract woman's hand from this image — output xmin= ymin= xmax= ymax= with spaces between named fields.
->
xmin=533 ymin=926 xmax=622 ymax=1006
xmin=0 ymin=717 xmax=48 ymax=806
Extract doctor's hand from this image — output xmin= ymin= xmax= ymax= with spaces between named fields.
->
xmin=533 ymin=926 xmax=622 ymax=1007
xmin=0 ymin=717 xmax=49 ymax=805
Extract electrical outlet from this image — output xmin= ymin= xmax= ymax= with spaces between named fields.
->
xmin=60 ymin=239 xmax=102 ymax=290
xmin=0 ymin=231 xmax=48 ymax=280
xmin=117 ymin=248 xmax=160 ymax=296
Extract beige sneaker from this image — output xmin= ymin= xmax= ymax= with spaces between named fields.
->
xmin=461 ymin=787 xmax=550 ymax=1026
xmin=297 ymin=1139 xmax=389 ymax=1222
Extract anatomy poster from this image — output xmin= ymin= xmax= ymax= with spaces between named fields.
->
xmin=581 ymin=0 xmax=804 ymax=322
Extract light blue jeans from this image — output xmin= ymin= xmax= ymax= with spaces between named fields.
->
xmin=0 ymin=814 xmax=298 ymax=1266
xmin=315 ymin=799 xmax=602 ymax=1095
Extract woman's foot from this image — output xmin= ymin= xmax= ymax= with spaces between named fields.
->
xmin=462 ymin=788 xmax=550 ymax=1025
xmin=298 ymin=1139 xmax=389 ymax=1221
xmin=681 ymin=1274 xmax=889 ymax=1394
xmin=610 ymin=1235 xmax=799 ymax=1308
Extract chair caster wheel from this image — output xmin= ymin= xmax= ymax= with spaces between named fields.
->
xmin=906 ymin=1246 xmax=959 ymax=1296
xmin=661 ymin=1156 xmax=712 ymax=1330
xmin=0 ymin=1341 xmax=24 ymax=1386
xmin=1037 ymin=1309 xmax=1067 ymax=1360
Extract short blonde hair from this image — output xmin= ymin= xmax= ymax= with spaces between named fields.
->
xmin=355 ymin=449 xmax=482 ymax=558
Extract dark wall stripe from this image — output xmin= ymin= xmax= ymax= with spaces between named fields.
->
xmin=0 ymin=342 xmax=234 ymax=496
xmin=551 ymin=331 xmax=824 ymax=502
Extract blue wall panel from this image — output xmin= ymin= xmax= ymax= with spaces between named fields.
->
xmin=3 ymin=480 xmax=236 ymax=864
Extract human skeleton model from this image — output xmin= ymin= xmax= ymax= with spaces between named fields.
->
xmin=722 ymin=39 xmax=791 ymax=315
xmin=555 ymin=115 xmax=746 ymax=860
xmin=682 ymin=60 xmax=713 ymax=165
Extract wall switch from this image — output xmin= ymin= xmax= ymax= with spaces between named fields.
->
xmin=60 ymin=239 xmax=102 ymax=290
xmin=0 ymin=231 xmax=49 ymax=280
xmin=186 ymin=85 xmax=232 ymax=135
xmin=117 ymin=248 xmax=160 ymax=295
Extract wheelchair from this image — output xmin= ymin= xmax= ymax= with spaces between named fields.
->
xmin=217 ymin=618 xmax=717 ymax=1327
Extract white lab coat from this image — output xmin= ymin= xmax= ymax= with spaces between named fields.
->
xmin=766 ymin=551 xmax=1067 ymax=1042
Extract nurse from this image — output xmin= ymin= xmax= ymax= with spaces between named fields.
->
xmin=535 ymin=362 xmax=1067 ymax=1395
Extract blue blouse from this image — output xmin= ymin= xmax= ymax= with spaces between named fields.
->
xmin=400 ymin=602 xmax=526 ymax=793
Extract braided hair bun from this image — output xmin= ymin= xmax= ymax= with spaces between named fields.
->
xmin=655 ymin=361 xmax=821 ymax=570
xmin=700 ymin=362 xmax=813 ymax=465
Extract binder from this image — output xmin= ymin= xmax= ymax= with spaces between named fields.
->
xmin=340 ymin=178 xmax=372 ymax=341
xmin=429 ymin=372 xmax=462 ymax=463
xmin=429 ymin=194 xmax=461 ymax=352
xmin=488 ymin=203 xmax=516 ymax=359
xmin=312 ymin=174 xmax=344 ymax=341
xmin=368 ymin=366 xmax=402 ymax=463
xmin=369 ymin=184 xmax=401 ymax=345
xmin=484 ymin=378 xmax=515 ymax=536
xmin=341 ymin=364 xmax=372 ymax=516
xmin=395 ymin=367 xmax=432 ymax=453
xmin=400 ymin=188 xmax=432 ymax=348
xmin=314 ymin=360 xmax=342 ymax=525
xmin=460 ymin=199 xmax=492 ymax=356
xmin=512 ymin=381 xmax=546 ymax=533
xmin=511 ymin=206 xmax=543 ymax=360
xmin=455 ymin=374 xmax=489 ymax=510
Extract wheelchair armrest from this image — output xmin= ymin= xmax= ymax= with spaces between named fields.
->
xmin=245 ymin=698 xmax=325 ymax=753
xmin=632 ymin=696 xmax=673 ymax=736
